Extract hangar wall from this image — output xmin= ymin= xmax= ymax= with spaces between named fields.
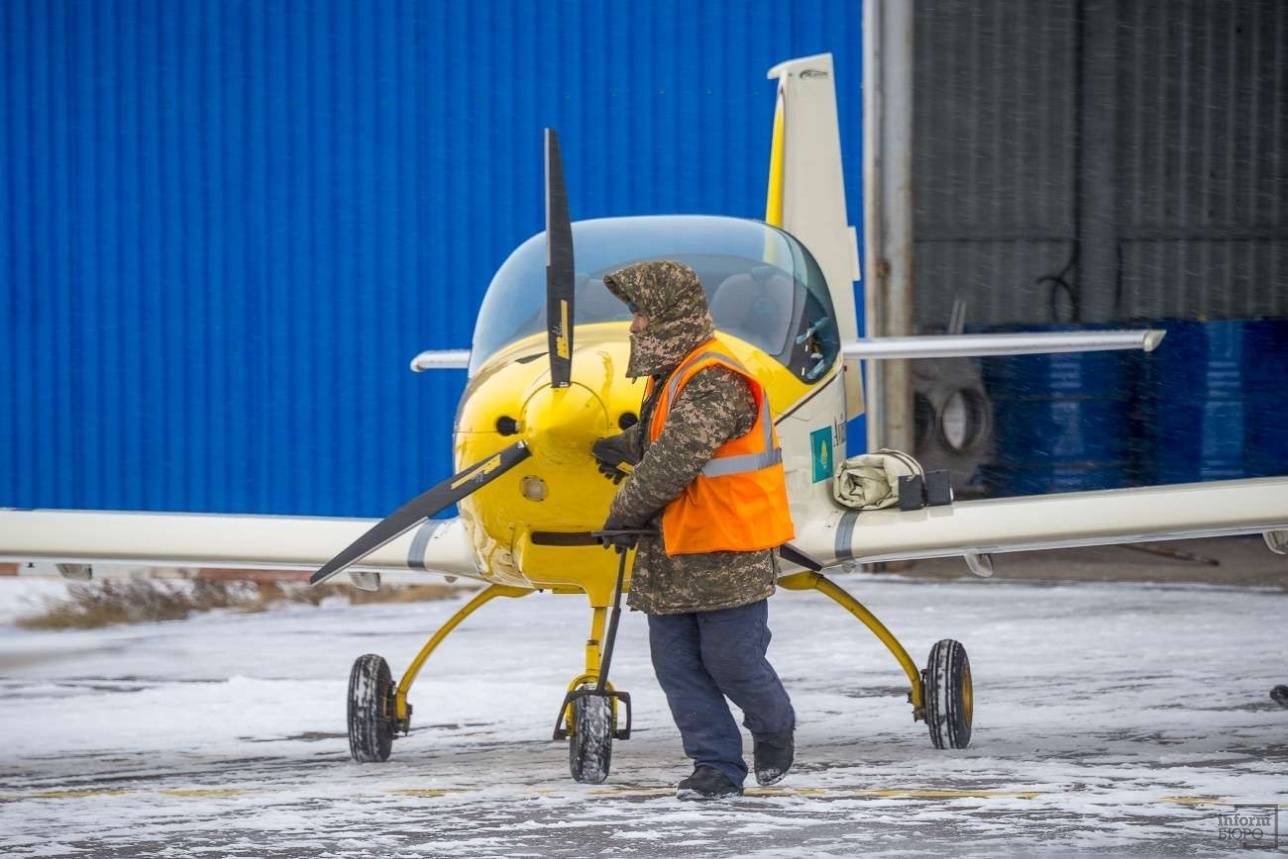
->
xmin=0 ymin=1 xmax=864 ymax=516
xmin=904 ymin=0 xmax=1288 ymax=495
xmin=912 ymin=0 xmax=1287 ymax=330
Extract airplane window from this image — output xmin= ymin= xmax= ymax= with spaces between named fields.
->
xmin=470 ymin=215 xmax=840 ymax=383
xmin=709 ymin=270 xmax=795 ymax=354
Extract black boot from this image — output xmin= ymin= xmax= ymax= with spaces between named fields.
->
xmin=676 ymin=765 xmax=743 ymax=801
xmin=753 ymin=730 xmax=794 ymax=786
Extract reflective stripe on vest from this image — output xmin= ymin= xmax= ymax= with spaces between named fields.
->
xmin=699 ymin=398 xmax=782 ymax=477
xmin=655 ymin=345 xmax=783 ymax=478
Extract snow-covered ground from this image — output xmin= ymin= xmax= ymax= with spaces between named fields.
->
xmin=1 ymin=572 xmax=1284 ymax=857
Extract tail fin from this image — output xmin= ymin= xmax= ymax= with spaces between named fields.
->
xmin=766 ymin=54 xmax=864 ymax=419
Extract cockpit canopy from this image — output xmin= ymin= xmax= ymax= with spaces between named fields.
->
xmin=471 ymin=215 xmax=841 ymax=381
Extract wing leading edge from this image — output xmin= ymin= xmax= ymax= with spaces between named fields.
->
xmin=789 ymin=475 xmax=1288 ymax=573
xmin=0 ymin=511 xmax=485 ymax=587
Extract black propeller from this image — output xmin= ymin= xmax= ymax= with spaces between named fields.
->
xmin=545 ymin=128 xmax=575 ymax=388
xmin=310 ymin=441 xmax=531 ymax=585
xmin=313 ymin=132 xmax=577 ymax=587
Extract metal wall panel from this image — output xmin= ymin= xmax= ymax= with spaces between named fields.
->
xmin=909 ymin=0 xmax=1287 ymax=493
xmin=912 ymin=0 xmax=1288 ymax=330
xmin=913 ymin=0 xmax=1079 ymax=331
xmin=0 ymin=0 xmax=864 ymax=516
xmin=1117 ymin=0 xmax=1288 ymax=319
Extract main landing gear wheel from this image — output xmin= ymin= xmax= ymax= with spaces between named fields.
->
xmin=924 ymin=639 xmax=972 ymax=749
xmin=568 ymin=692 xmax=614 ymax=784
xmin=348 ymin=654 xmax=396 ymax=762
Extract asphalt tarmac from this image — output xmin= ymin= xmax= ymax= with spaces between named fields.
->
xmin=1 ymin=539 xmax=1284 ymax=857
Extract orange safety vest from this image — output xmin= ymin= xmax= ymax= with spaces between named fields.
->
xmin=646 ymin=336 xmax=795 ymax=555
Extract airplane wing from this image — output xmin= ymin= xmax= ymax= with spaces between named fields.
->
xmin=7 ymin=479 xmax=1286 ymax=587
xmin=844 ymin=329 xmax=1164 ymax=360
xmin=0 ymin=511 xmax=484 ymax=590
xmin=788 ymin=475 xmax=1288 ymax=575
xmin=409 ymin=349 xmax=470 ymax=371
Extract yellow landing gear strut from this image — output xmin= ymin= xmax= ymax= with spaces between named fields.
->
xmin=531 ymin=529 xmax=653 ymax=784
xmin=555 ymin=603 xmax=621 ymax=713
xmin=777 ymin=569 xmax=973 ymax=749
xmin=553 ymin=534 xmax=653 ymax=784
xmin=546 ymin=596 xmax=635 ymax=785
xmin=345 ymin=583 xmax=531 ymax=763
xmin=394 ymin=584 xmax=532 ymax=728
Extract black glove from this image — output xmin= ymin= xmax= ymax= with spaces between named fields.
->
xmin=594 ymin=516 xmax=657 ymax=551
xmin=595 ymin=530 xmax=639 ymax=551
xmin=592 ymin=436 xmax=637 ymax=485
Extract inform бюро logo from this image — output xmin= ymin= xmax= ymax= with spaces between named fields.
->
xmin=1216 ymin=806 xmax=1279 ymax=849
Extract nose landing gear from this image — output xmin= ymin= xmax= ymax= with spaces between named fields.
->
xmin=547 ymin=530 xmax=650 ymax=783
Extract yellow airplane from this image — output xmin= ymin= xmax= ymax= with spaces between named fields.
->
xmin=4 ymin=54 xmax=1287 ymax=784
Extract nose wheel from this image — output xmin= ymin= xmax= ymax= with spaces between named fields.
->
xmin=924 ymin=639 xmax=973 ymax=749
xmin=539 ymin=529 xmax=650 ymax=784
xmin=567 ymin=690 xmax=614 ymax=783
xmin=555 ymin=685 xmax=633 ymax=784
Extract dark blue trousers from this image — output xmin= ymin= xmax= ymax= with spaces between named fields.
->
xmin=647 ymin=598 xmax=795 ymax=786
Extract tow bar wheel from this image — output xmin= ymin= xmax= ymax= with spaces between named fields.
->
xmin=569 ymin=692 xmax=614 ymax=784
xmin=925 ymin=639 xmax=973 ymax=749
xmin=348 ymin=653 xmax=396 ymax=762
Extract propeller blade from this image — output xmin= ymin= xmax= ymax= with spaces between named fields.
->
xmin=310 ymin=441 xmax=531 ymax=585
xmin=545 ymin=128 xmax=575 ymax=388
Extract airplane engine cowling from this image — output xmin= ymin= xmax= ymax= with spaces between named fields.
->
xmin=522 ymin=382 xmax=610 ymax=467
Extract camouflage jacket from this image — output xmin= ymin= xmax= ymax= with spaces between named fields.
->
xmin=600 ymin=261 xmax=778 ymax=615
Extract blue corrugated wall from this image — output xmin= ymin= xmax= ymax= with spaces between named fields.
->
xmin=1 ymin=0 xmax=864 ymax=517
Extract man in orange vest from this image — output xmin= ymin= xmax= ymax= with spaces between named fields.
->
xmin=594 ymin=260 xmax=796 ymax=801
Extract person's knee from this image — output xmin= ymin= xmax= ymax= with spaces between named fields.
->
xmin=649 ymin=615 xmax=700 ymax=662
xmin=698 ymin=603 xmax=771 ymax=671
xmin=699 ymin=634 xmax=775 ymax=689
xmin=651 ymin=648 xmax=707 ymax=689
xmin=651 ymin=635 xmax=705 ymax=675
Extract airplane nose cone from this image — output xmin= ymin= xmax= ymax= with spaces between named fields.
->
xmin=521 ymin=383 xmax=610 ymax=466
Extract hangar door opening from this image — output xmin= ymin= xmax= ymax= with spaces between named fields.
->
xmin=896 ymin=0 xmax=1288 ymax=495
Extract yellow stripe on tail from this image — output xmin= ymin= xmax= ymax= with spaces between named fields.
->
xmin=765 ymin=90 xmax=785 ymax=228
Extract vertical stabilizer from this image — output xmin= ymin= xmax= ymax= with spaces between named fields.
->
xmin=766 ymin=54 xmax=864 ymax=419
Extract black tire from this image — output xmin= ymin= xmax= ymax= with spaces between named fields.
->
xmin=925 ymin=639 xmax=972 ymax=749
xmin=568 ymin=693 xmax=614 ymax=784
xmin=348 ymin=654 xmax=396 ymax=762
